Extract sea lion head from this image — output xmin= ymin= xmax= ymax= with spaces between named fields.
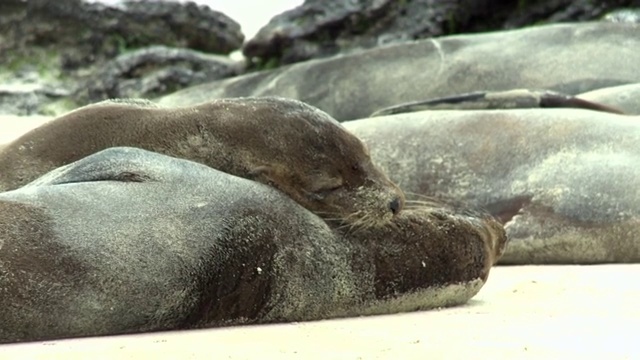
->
xmin=214 ymin=97 xmax=405 ymax=228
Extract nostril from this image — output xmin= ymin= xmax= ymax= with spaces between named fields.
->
xmin=389 ymin=197 xmax=401 ymax=215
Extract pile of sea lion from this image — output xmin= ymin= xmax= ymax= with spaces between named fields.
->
xmin=2 ymin=21 xmax=639 ymax=344
xmin=0 ymin=97 xmax=507 ymax=343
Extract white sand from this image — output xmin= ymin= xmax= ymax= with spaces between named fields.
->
xmin=1 ymin=120 xmax=638 ymax=359
xmin=0 ymin=116 xmax=52 ymax=145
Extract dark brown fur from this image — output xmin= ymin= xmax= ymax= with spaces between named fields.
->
xmin=0 ymin=97 xmax=404 ymax=227
xmin=0 ymin=147 xmax=506 ymax=343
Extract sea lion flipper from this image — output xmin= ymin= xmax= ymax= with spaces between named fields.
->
xmin=370 ymin=89 xmax=626 ymax=117
xmin=538 ymin=91 xmax=626 ymax=114
xmin=25 ymin=147 xmax=155 ymax=187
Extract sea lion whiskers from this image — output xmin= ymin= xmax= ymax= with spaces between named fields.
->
xmin=335 ymin=210 xmax=370 ymax=236
xmin=405 ymin=191 xmax=446 ymax=203
xmin=405 ymin=200 xmax=446 ymax=210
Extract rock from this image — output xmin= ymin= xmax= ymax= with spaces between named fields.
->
xmin=159 ymin=22 xmax=640 ymax=121
xmin=242 ymin=0 xmax=490 ymax=66
xmin=76 ymin=46 xmax=244 ymax=104
xmin=603 ymin=8 xmax=640 ymax=23
xmin=0 ymin=84 xmax=70 ymax=116
xmin=502 ymin=0 xmax=640 ymax=28
xmin=0 ymin=0 xmax=244 ymax=115
xmin=242 ymin=0 xmax=639 ymax=66
xmin=0 ymin=0 xmax=243 ymax=71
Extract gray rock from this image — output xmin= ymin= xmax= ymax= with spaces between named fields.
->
xmin=0 ymin=0 xmax=245 ymax=116
xmin=603 ymin=8 xmax=640 ymax=24
xmin=0 ymin=83 xmax=70 ymax=116
xmin=503 ymin=0 xmax=640 ymax=28
xmin=242 ymin=0 xmax=459 ymax=65
xmin=0 ymin=0 xmax=243 ymax=70
xmin=243 ymin=0 xmax=639 ymax=66
xmin=159 ymin=22 xmax=640 ymax=121
xmin=76 ymin=46 xmax=244 ymax=104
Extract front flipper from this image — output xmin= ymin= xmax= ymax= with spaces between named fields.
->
xmin=25 ymin=147 xmax=157 ymax=187
xmin=370 ymin=89 xmax=625 ymax=117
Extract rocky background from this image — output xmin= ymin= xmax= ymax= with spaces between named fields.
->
xmin=1 ymin=0 xmax=638 ymax=116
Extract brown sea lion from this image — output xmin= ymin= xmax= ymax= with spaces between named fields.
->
xmin=0 ymin=147 xmax=506 ymax=344
xmin=369 ymin=89 xmax=626 ymax=117
xmin=0 ymin=97 xmax=404 ymax=228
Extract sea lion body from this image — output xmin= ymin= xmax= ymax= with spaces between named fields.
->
xmin=0 ymin=147 xmax=506 ymax=343
xmin=0 ymin=97 xmax=404 ymax=227
xmin=344 ymin=109 xmax=640 ymax=264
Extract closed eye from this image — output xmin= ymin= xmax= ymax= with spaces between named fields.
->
xmin=309 ymin=184 xmax=344 ymax=201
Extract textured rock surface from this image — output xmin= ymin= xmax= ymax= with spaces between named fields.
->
xmin=243 ymin=0 xmax=640 ymax=66
xmin=0 ymin=0 xmax=243 ymax=70
xmin=0 ymin=0 xmax=244 ymax=115
xmin=76 ymin=46 xmax=244 ymax=104
xmin=160 ymin=22 xmax=640 ymax=121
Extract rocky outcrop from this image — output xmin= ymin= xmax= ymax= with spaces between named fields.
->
xmin=0 ymin=0 xmax=244 ymax=115
xmin=243 ymin=0 xmax=639 ymax=66
xmin=76 ymin=46 xmax=244 ymax=104
xmin=161 ymin=22 xmax=640 ymax=121
xmin=603 ymin=8 xmax=640 ymax=23
xmin=0 ymin=0 xmax=243 ymax=70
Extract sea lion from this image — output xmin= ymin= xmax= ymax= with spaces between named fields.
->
xmin=0 ymin=147 xmax=506 ymax=344
xmin=369 ymin=89 xmax=626 ymax=117
xmin=343 ymin=108 xmax=640 ymax=264
xmin=578 ymin=83 xmax=640 ymax=115
xmin=0 ymin=97 xmax=404 ymax=228
xmin=157 ymin=23 xmax=640 ymax=121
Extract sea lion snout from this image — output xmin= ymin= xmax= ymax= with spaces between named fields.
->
xmin=389 ymin=196 xmax=402 ymax=215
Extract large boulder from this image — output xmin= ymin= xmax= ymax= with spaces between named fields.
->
xmin=75 ymin=46 xmax=244 ymax=104
xmin=242 ymin=0 xmax=639 ymax=66
xmin=0 ymin=0 xmax=245 ymax=115
xmin=0 ymin=0 xmax=243 ymax=70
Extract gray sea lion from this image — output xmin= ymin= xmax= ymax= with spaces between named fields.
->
xmin=157 ymin=22 xmax=640 ymax=121
xmin=0 ymin=97 xmax=404 ymax=228
xmin=343 ymin=109 xmax=640 ymax=264
xmin=0 ymin=147 xmax=506 ymax=344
